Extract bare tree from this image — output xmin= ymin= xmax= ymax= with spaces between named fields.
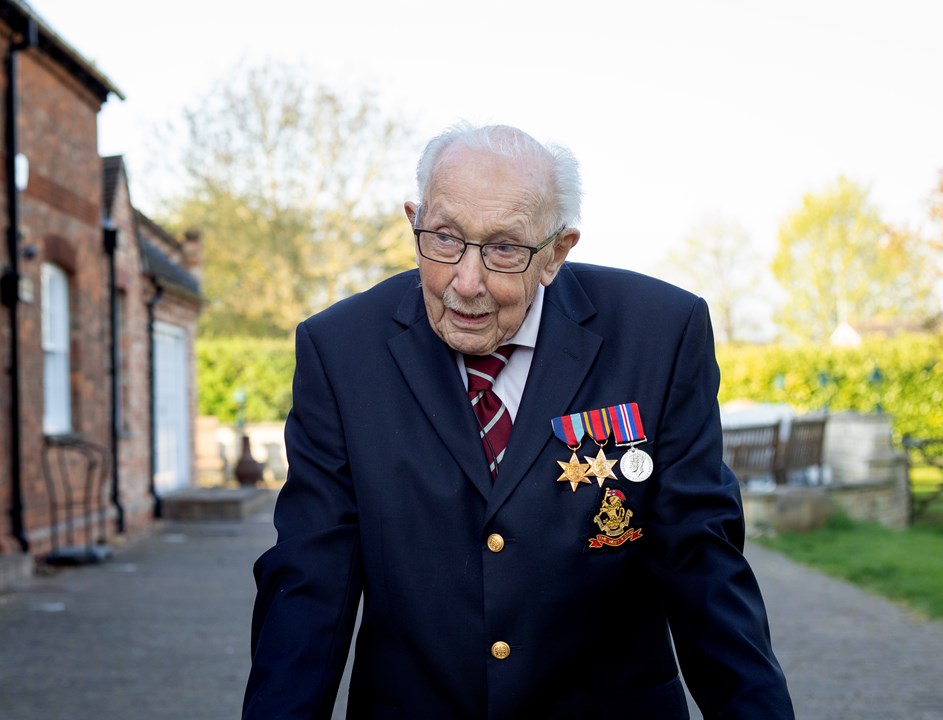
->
xmin=157 ymin=59 xmax=418 ymax=337
xmin=662 ymin=215 xmax=766 ymax=343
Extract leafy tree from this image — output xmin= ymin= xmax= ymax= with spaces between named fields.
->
xmin=772 ymin=176 xmax=940 ymax=342
xmin=158 ymin=59 xmax=417 ymax=337
xmin=662 ymin=215 xmax=767 ymax=343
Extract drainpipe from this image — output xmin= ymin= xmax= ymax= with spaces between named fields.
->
xmin=2 ymin=20 xmax=38 ymax=553
xmin=102 ymin=223 xmax=124 ymax=532
xmin=146 ymin=278 xmax=164 ymax=518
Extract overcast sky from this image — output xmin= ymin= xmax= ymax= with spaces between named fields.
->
xmin=27 ymin=0 xmax=943 ymax=283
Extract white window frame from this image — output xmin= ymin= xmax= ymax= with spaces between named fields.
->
xmin=42 ymin=262 xmax=72 ymax=435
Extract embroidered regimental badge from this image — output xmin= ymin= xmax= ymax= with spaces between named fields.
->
xmin=587 ymin=488 xmax=643 ymax=549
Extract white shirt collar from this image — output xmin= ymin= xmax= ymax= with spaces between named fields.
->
xmin=506 ymin=283 xmax=545 ymax=350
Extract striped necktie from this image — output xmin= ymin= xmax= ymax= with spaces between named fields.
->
xmin=464 ymin=346 xmax=516 ymax=479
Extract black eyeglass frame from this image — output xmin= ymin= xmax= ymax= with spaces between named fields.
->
xmin=413 ymin=225 xmax=567 ymax=274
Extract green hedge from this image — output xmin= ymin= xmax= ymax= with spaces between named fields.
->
xmin=196 ymin=337 xmax=295 ymax=424
xmin=196 ymin=333 xmax=943 ymax=445
xmin=717 ymin=333 xmax=943 ymax=443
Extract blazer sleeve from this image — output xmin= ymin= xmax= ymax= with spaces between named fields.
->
xmin=646 ymin=298 xmax=794 ymax=719
xmin=243 ymin=321 xmax=363 ymax=720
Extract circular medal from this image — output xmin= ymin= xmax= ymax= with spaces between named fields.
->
xmin=619 ymin=448 xmax=653 ymax=482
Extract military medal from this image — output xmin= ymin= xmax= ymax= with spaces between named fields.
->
xmin=556 ymin=452 xmax=591 ymax=492
xmin=588 ymin=488 xmax=643 ymax=548
xmin=607 ymin=403 xmax=653 ymax=483
xmin=581 ymin=408 xmax=617 ymax=487
xmin=551 ymin=413 xmax=591 ymax=492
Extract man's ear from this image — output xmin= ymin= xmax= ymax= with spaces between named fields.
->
xmin=541 ymin=228 xmax=580 ymax=285
xmin=405 ymin=201 xmax=419 ymax=227
xmin=405 ymin=202 xmax=420 ymax=264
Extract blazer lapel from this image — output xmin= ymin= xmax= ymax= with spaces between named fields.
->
xmin=387 ymin=283 xmax=495 ymax=499
xmin=485 ymin=266 xmax=602 ymax=523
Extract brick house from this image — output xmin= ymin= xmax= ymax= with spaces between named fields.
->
xmin=0 ymin=1 xmax=201 ymax=575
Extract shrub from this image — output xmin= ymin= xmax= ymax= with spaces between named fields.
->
xmin=196 ymin=332 xmax=943 ymax=440
xmin=717 ymin=332 xmax=943 ymax=443
xmin=196 ymin=336 xmax=295 ymax=423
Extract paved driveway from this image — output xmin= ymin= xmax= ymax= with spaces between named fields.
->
xmin=1 ymin=494 xmax=941 ymax=719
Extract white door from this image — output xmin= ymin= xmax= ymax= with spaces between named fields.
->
xmin=154 ymin=322 xmax=191 ymax=493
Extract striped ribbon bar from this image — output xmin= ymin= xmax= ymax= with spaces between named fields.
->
xmin=606 ymin=403 xmax=646 ymax=445
xmin=551 ymin=413 xmax=586 ymax=449
xmin=581 ymin=407 xmax=612 ymax=445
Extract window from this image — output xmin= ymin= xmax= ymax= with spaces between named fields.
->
xmin=42 ymin=262 xmax=71 ymax=434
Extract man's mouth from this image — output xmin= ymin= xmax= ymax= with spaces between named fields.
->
xmin=452 ymin=308 xmax=489 ymax=319
xmin=442 ymin=289 xmax=496 ymax=320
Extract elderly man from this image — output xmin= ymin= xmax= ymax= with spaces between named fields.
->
xmin=243 ymin=123 xmax=794 ymax=719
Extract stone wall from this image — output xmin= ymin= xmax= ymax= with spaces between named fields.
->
xmin=828 ymin=479 xmax=910 ymax=529
xmin=824 ymin=412 xmax=910 ymax=529
xmin=195 ymin=416 xmax=287 ymax=487
xmin=824 ymin=412 xmax=903 ymax=485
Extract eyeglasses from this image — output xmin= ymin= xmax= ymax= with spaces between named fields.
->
xmin=414 ymin=225 xmax=565 ymax=274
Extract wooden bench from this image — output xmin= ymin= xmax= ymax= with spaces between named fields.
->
xmin=778 ymin=415 xmax=828 ymax=485
xmin=902 ymin=435 xmax=943 ymax=518
xmin=723 ymin=415 xmax=828 ymax=486
xmin=722 ymin=422 xmax=782 ymax=484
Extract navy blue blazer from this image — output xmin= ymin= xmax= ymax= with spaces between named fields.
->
xmin=244 ymin=263 xmax=794 ymax=719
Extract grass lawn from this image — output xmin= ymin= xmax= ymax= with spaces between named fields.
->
xmin=756 ymin=497 xmax=943 ymax=621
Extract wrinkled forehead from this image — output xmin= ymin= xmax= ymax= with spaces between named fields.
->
xmin=422 ymin=145 xmax=555 ymax=229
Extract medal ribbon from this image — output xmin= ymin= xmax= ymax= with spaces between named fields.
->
xmin=581 ymin=407 xmax=611 ymax=445
xmin=551 ymin=413 xmax=586 ymax=449
xmin=607 ymin=403 xmax=646 ymax=445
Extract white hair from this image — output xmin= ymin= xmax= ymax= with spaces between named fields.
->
xmin=414 ymin=121 xmax=582 ymax=230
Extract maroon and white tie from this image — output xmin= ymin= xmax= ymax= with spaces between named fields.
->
xmin=464 ymin=346 xmax=516 ymax=479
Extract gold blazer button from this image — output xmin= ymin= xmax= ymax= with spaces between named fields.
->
xmin=491 ymin=641 xmax=511 ymax=660
xmin=486 ymin=533 xmax=505 ymax=553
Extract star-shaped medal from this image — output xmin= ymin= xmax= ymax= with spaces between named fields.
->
xmin=584 ymin=447 xmax=618 ymax=487
xmin=556 ymin=451 xmax=591 ymax=492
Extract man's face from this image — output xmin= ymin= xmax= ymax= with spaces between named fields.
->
xmin=405 ymin=146 xmax=579 ymax=356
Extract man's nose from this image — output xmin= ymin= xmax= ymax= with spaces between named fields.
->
xmin=451 ymin=246 xmax=487 ymax=296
